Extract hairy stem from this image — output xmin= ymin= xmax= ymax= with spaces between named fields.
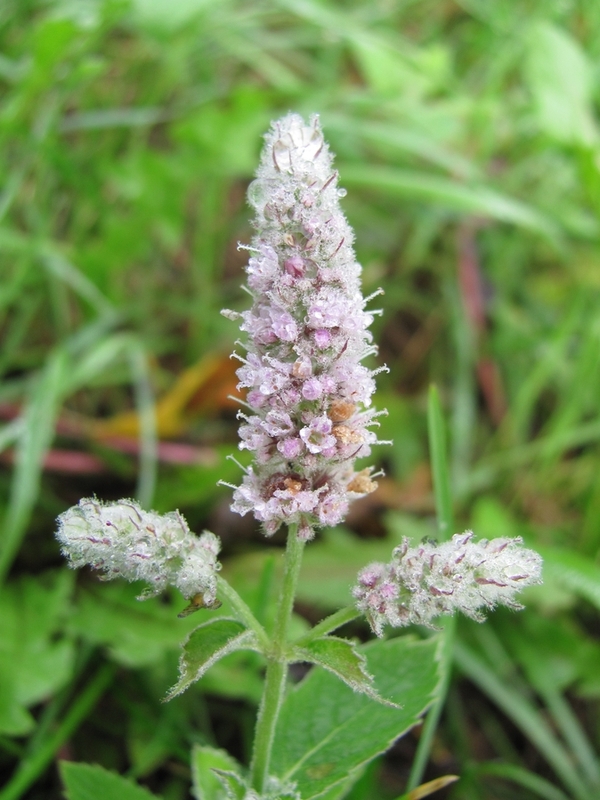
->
xmin=250 ymin=524 xmax=305 ymax=793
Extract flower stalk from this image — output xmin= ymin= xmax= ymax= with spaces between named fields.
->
xmin=250 ymin=525 xmax=305 ymax=793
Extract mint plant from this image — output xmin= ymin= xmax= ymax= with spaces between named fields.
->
xmin=56 ymin=114 xmax=542 ymax=800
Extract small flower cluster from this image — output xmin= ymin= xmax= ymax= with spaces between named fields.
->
xmin=56 ymin=498 xmax=221 ymax=606
xmin=353 ymin=531 xmax=543 ymax=636
xmin=224 ymin=113 xmax=387 ymax=539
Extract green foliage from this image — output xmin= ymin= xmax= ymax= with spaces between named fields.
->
xmin=271 ymin=636 xmax=441 ymax=799
xmin=291 ymin=636 xmax=389 ymax=705
xmin=67 ymin=581 xmax=207 ymax=668
xmin=191 ymin=745 xmax=246 ymax=800
xmin=0 ymin=570 xmax=75 ymax=735
xmin=525 ymin=21 xmax=597 ymax=147
xmin=167 ymin=618 xmax=258 ymax=699
xmin=59 ymin=761 xmax=162 ymax=800
xmin=2 ymin=0 xmax=600 ymax=797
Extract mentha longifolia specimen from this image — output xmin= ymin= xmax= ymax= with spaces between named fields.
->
xmin=221 ymin=113 xmax=389 ymax=542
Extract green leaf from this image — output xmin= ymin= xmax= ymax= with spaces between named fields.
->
xmin=271 ymin=636 xmax=441 ymax=799
xmin=59 ymin=761 xmax=162 ymax=800
xmin=525 ymin=21 xmax=597 ymax=147
xmin=167 ymin=618 xmax=258 ymax=699
xmin=291 ymin=636 xmax=394 ymax=706
xmin=68 ymin=582 xmax=207 ymax=668
xmin=211 ymin=771 xmax=247 ymax=800
xmin=313 ymin=770 xmax=364 ymax=800
xmin=350 ymin=38 xmax=426 ymax=96
xmin=0 ymin=571 xmax=75 ymax=735
xmin=191 ymin=745 xmax=245 ymax=800
xmin=0 ymin=687 xmax=34 ymax=736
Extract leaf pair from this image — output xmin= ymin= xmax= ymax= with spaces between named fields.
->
xmin=59 ymin=636 xmax=440 ymax=800
xmin=185 ymin=633 xmax=441 ymax=799
xmin=167 ymin=616 xmax=401 ymax=707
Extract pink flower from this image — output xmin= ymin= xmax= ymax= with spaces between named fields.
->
xmin=300 ymin=416 xmax=337 ymax=454
xmin=277 ymin=437 xmax=303 ymax=459
xmin=301 ymin=378 xmax=323 ymax=400
xmin=223 ymin=114 xmax=386 ymax=539
xmin=314 ymin=329 xmax=331 ymax=348
xmin=353 ymin=532 xmax=543 ymax=636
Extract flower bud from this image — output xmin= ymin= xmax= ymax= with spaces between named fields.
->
xmin=56 ymin=498 xmax=221 ymax=607
xmin=353 ymin=532 xmax=543 ymax=636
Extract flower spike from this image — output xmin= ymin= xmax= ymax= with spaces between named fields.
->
xmin=353 ymin=532 xmax=543 ymax=636
xmin=56 ymin=498 xmax=221 ymax=607
xmin=223 ymin=113 xmax=386 ymax=539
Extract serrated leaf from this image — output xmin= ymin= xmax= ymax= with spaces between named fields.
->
xmin=292 ymin=636 xmax=395 ymax=706
xmin=191 ymin=745 xmax=245 ymax=800
xmin=272 ymin=636 xmax=441 ymax=799
xmin=212 ymin=770 xmax=247 ymax=800
xmin=59 ymin=761 xmax=162 ymax=800
xmin=167 ymin=618 xmax=258 ymax=699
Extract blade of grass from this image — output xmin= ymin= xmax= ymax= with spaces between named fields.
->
xmin=462 ymin=418 xmax=600 ymax=499
xmin=67 ymin=333 xmax=132 ymax=392
xmin=126 ymin=339 xmax=158 ymax=510
xmin=474 ymin=761 xmax=571 ymax=800
xmin=325 ymin=115 xmax=480 ymax=180
xmin=407 ymin=385 xmax=455 ymax=791
xmin=339 ymin=164 xmax=562 ymax=246
xmin=40 ymin=248 xmax=115 ymax=318
xmin=0 ymin=420 xmax=23 ymax=457
xmin=59 ymin=106 xmax=167 ymax=132
xmin=427 ymin=385 xmax=454 ymax=538
xmin=475 ymin=621 xmax=600 ymax=787
xmin=541 ymin=688 xmax=600 ymax=790
xmin=0 ymin=663 xmax=115 ymax=800
xmin=448 ymin=276 xmax=477 ymax=494
xmin=0 ymin=348 xmax=70 ymax=585
xmin=454 ymin=640 xmax=591 ymax=800
xmin=0 ymin=294 xmax=41 ymax=379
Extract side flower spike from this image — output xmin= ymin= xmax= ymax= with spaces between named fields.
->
xmin=353 ymin=532 xmax=543 ymax=636
xmin=222 ymin=113 xmax=388 ymax=540
xmin=56 ymin=498 xmax=221 ymax=608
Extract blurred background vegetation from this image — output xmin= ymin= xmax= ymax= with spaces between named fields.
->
xmin=2 ymin=0 xmax=600 ymax=798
